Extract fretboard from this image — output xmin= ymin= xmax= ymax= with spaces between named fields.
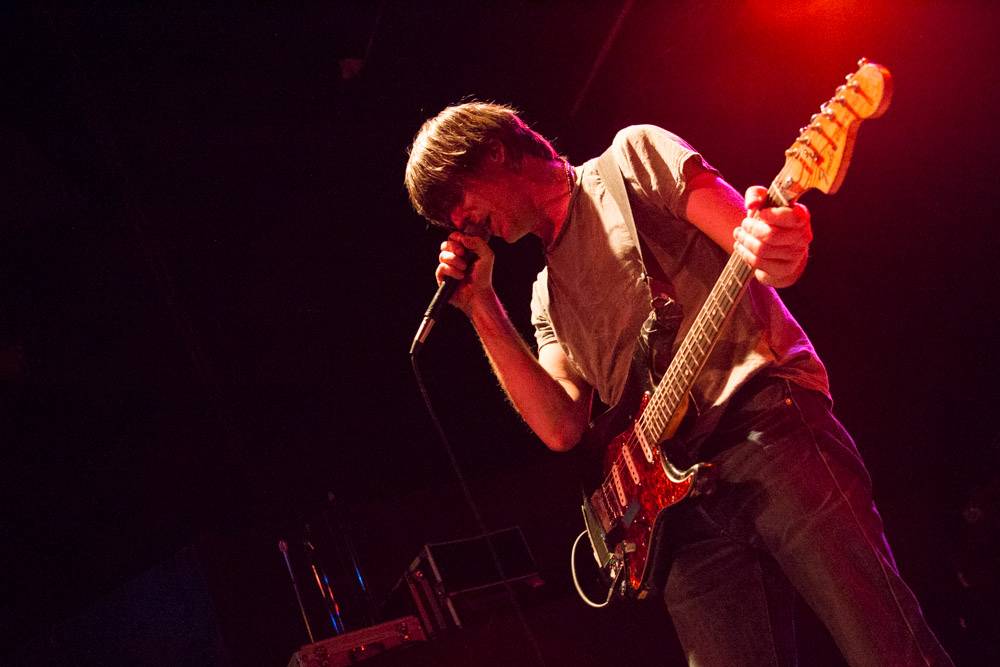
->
xmin=634 ymin=175 xmax=800 ymax=450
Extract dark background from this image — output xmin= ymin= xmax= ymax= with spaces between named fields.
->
xmin=3 ymin=2 xmax=998 ymax=665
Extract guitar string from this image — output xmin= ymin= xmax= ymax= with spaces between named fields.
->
xmin=599 ymin=83 xmax=844 ymax=509
xmin=595 ymin=176 xmax=792 ymax=514
xmin=601 ymin=257 xmax=750 ymax=510
xmin=598 ymin=256 xmax=742 ymax=508
xmin=586 ymin=75 xmax=884 ymax=588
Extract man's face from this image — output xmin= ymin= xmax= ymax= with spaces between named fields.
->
xmin=449 ymin=182 xmax=517 ymax=243
xmin=447 ymin=149 xmax=539 ymax=243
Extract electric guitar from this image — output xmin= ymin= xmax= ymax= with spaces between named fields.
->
xmin=576 ymin=58 xmax=893 ymax=601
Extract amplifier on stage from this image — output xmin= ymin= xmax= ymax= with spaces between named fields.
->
xmin=286 ymin=615 xmax=426 ymax=667
xmin=386 ymin=526 xmax=543 ymax=634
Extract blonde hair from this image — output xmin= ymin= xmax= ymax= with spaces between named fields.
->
xmin=404 ymin=102 xmax=557 ymax=227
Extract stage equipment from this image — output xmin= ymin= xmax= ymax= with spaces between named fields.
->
xmin=280 ymin=539 xmax=317 ymax=644
xmin=286 ymin=615 xmax=426 ymax=667
xmin=386 ymin=526 xmax=542 ymax=634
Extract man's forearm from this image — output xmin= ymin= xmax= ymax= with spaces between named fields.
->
xmin=467 ymin=293 xmax=588 ymax=451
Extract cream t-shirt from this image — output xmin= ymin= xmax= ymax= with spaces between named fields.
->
xmin=531 ymin=125 xmax=829 ymax=417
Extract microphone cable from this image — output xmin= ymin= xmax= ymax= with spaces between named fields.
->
xmin=409 ymin=339 xmax=548 ymax=667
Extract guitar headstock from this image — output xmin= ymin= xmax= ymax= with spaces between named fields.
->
xmin=774 ymin=58 xmax=893 ymax=203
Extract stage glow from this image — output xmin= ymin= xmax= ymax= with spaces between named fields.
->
xmin=747 ymin=0 xmax=877 ymax=27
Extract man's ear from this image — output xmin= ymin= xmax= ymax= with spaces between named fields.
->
xmin=486 ymin=140 xmax=521 ymax=173
xmin=487 ymin=140 xmax=505 ymax=164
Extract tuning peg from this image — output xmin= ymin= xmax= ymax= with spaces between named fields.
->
xmin=858 ymin=57 xmax=869 ymax=67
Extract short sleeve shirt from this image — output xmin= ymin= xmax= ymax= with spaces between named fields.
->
xmin=530 ymin=125 xmax=829 ymax=413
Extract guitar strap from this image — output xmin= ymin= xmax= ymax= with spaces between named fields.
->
xmin=596 ymin=147 xmax=652 ymax=288
xmin=594 ymin=148 xmax=683 ymax=592
xmin=596 ymin=148 xmax=682 ymax=382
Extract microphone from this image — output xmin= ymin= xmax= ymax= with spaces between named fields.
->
xmin=409 ymin=251 xmax=477 ymax=356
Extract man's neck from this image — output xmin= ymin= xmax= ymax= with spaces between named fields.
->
xmin=526 ymin=157 xmax=573 ymax=248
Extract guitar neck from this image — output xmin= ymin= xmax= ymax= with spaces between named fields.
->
xmin=636 ymin=176 xmax=801 ymax=445
xmin=632 ymin=58 xmax=892 ymax=448
xmin=579 ymin=59 xmax=891 ymax=600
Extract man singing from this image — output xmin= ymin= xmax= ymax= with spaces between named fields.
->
xmin=404 ymin=101 xmax=951 ymax=666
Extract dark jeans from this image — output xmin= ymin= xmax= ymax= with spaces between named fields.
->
xmin=661 ymin=378 xmax=953 ymax=666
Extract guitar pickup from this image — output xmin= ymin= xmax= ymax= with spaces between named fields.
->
xmin=621 ymin=443 xmax=641 ymax=485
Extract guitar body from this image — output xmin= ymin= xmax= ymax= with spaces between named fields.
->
xmin=578 ymin=367 xmax=709 ymax=599
xmin=574 ymin=58 xmax=893 ymax=603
